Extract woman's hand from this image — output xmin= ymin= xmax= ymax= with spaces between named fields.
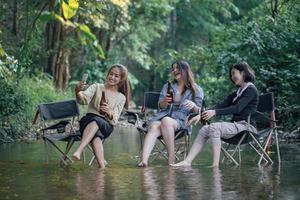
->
xmin=187 ymin=114 xmax=201 ymax=125
xmin=75 ymin=81 xmax=86 ymax=94
xmin=160 ymin=94 xmax=173 ymax=108
xmin=201 ymin=110 xmax=216 ymax=121
xmin=163 ymin=94 xmax=173 ymax=104
xmin=182 ymin=100 xmax=196 ymax=110
xmin=99 ymin=102 xmax=113 ymax=119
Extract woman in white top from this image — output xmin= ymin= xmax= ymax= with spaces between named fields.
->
xmin=73 ymin=64 xmax=131 ymax=168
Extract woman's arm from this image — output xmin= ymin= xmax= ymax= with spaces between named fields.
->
xmin=181 ymin=85 xmax=204 ymax=113
xmin=215 ymin=87 xmax=257 ymax=116
xmin=202 ymin=87 xmax=257 ymax=121
xmin=75 ymin=83 xmax=97 ymax=105
xmin=192 ymin=85 xmax=204 ymax=113
xmin=210 ymin=92 xmax=236 ymax=110
xmin=158 ymin=83 xmax=172 ymax=109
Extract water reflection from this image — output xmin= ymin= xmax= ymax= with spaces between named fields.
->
xmin=0 ymin=127 xmax=299 ymax=199
xmin=141 ymin=167 xmax=223 ymax=200
xmin=75 ymin=170 xmax=106 ymax=199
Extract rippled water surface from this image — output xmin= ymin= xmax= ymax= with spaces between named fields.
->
xmin=0 ymin=126 xmax=299 ymax=199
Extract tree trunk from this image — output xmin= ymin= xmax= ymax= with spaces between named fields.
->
xmin=45 ymin=0 xmax=62 ymax=76
xmin=54 ymin=47 xmax=71 ymax=92
xmin=12 ymin=0 xmax=17 ymax=35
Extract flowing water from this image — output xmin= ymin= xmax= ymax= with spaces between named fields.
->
xmin=0 ymin=125 xmax=299 ymax=199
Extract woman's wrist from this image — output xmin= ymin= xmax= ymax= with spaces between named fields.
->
xmin=107 ymin=111 xmax=113 ymax=120
xmin=159 ymin=101 xmax=166 ymax=109
xmin=193 ymin=105 xmax=199 ymax=113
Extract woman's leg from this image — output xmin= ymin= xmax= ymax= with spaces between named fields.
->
xmin=138 ymin=121 xmax=162 ymax=167
xmin=73 ymin=121 xmax=98 ymax=160
xmin=160 ymin=117 xmax=178 ymax=165
xmin=173 ymin=122 xmax=239 ymax=167
xmin=172 ymin=125 xmax=210 ymax=166
xmin=91 ymin=137 xmax=105 ymax=168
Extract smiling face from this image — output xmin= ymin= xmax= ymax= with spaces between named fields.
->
xmin=171 ymin=63 xmax=183 ymax=81
xmin=106 ymin=67 xmax=122 ymax=87
xmin=230 ymin=68 xmax=245 ymax=86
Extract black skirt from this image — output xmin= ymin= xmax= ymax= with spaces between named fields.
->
xmin=79 ymin=113 xmax=114 ymax=140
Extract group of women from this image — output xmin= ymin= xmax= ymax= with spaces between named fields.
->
xmin=72 ymin=60 xmax=258 ymax=169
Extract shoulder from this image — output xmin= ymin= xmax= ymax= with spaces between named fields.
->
xmin=193 ymin=83 xmax=204 ymax=95
xmin=246 ymin=84 xmax=258 ymax=95
xmin=96 ymin=83 xmax=105 ymax=89
xmin=88 ymin=83 xmax=103 ymax=90
xmin=118 ymin=92 xmax=126 ymax=103
xmin=160 ymin=83 xmax=168 ymax=92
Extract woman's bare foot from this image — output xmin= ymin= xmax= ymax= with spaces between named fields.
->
xmin=207 ymin=165 xmax=219 ymax=169
xmin=170 ymin=160 xmax=191 ymax=167
xmin=168 ymin=160 xmax=175 ymax=166
xmin=73 ymin=152 xmax=81 ymax=161
xmin=138 ymin=161 xmax=148 ymax=167
xmin=104 ymin=160 xmax=108 ymax=166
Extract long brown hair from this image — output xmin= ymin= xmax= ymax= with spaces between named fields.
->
xmin=171 ymin=60 xmax=197 ymax=99
xmin=107 ymin=64 xmax=131 ymax=109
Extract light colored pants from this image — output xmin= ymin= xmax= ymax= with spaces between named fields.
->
xmin=197 ymin=121 xmax=257 ymax=146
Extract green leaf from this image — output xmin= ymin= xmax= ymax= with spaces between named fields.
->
xmin=92 ymin=41 xmax=105 ymax=59
xmin=0 ymin=45 xmax=5 ymax=58
xmin=40 ymin=11 xmax=54 ymax=21
xmin=78 ymin=25 xmax=96 ymax=41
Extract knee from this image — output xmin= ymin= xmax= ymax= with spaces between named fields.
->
xmin=87 ymin=121 xmax=98 ymax=129
xmin=160 ymin=117 xmax=174 ymax=129
xmin=207 ymin=123 xmax=222 ymax=138
xmin=148 ymin=122 xmax=161 ymax=133
xmin=197 ymin=125 xmax=210 ymax=139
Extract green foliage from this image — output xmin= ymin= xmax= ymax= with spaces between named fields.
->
xmin=170 ymin=1 xmax=300 ymax=130
xmin=0 ymin=53 xmax=73 ymax=142
xmin=0 ymin=0 xmax=299 ymax=142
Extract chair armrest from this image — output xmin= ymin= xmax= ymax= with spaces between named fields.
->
xmin=253 ymin=111 xmax=278 ymax=122
xmin=42 ymin=120 xmax=70 ymax=131
xmin=125 ymin=110 xmax=141 ymax=125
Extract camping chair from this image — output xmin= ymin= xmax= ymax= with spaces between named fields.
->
xmin=221 ymin=92 xmax=281 ymax=166
xmin=126 ymin=92 xmax=196 ymax=161
xmin=33 ymin=99 xmax=81 ymax=166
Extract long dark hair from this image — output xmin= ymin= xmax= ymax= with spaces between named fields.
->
xmin=171 ymin=60 xmax=197 ymax=99
xmin=107 ymin=64 xmax=131 ymax=109
xmin=229 ymin=61 xmax=255 ymax=84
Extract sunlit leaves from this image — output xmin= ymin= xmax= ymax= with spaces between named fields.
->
xmin=40 ymin=1 xmax=105 ymax=59
xmin=62 ymin=0 xmax=79 ymax=20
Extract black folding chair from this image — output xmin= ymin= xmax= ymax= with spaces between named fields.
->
xmin=126 ymin=92 xmax=195 ymax=161
xmin=221 ymin=93 xmax=281 ymax=166
xmin=34 ymin=99 xmax=81 ymax=165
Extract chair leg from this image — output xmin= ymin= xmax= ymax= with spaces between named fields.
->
xmin=251 ymin=132 xmax=274 ymax=165
xmin=274 ymin=128 xmax=281 ymax=164
xmin=249 ymin=143 xmax=268 ymax=163
xmin=47 ymin=140 xmax=69 ymax=166
xmin=184 ymin=135 xmax=188 ymax=159
xmin=88 ymin=145 xmax=95 ymax=166
xmin=238 ymin=146 xmax=241 ymax=164
xmin=221 ymin=146 xmax=239 ymax=166
xmin=44 ymin=139 xmax=49 ymax=164
xmin=228 ymin=134 xmax=247 ymax=164
xmin=221 ymin=144 xmax=230 ymax=163
xmin=63 ymin=139 xmax=75 ymax=163
xmin=47 ymin=139 xmax=73 ymax=164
